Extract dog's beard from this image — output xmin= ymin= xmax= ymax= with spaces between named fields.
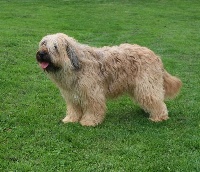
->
xmin=36 ymin=51 xmax=60 ymax=72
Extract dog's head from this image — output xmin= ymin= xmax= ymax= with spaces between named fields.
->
xmin=36 ymin=33 xmax=80 ymax=72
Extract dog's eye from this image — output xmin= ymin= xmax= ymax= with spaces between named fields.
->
xmin=54 ymin=45 xmax=58 ymax=49
xmin=41 ymin=41 xmax=46 ymax=46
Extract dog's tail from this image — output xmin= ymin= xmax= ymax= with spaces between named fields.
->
xmin=163 ymin=70 xmax=182 ymax=99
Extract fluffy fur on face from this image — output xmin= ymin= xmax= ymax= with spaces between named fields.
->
xmin=36 ymin=33 xmax=182 ymax=126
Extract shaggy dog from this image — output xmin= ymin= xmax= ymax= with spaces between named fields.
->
xmin=36 ymin=33 xmax=182 ymax=126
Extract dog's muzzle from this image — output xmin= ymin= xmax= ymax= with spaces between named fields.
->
xmin=36 ymin=51 xmax=60 ymax=72
xmin=36 ymin=51 xmax=49 ymax=62
xmin=36 ymin=51 xmax=51 ymax=69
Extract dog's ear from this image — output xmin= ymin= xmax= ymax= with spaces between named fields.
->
xmin=66 ymin=46 xmax=80 ymax=70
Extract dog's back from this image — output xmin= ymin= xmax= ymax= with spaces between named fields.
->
xmin=96 ymin=44 xmax=164 ymax=98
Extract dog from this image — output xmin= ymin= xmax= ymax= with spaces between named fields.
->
xmin=36 ymin=33 xmax=182 ymax=126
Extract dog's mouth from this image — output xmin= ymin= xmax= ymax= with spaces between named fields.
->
xmin=39 ymin=61 xmax=49 ymax=69
xmin=36 ymin=51 xmax=60 ymax=72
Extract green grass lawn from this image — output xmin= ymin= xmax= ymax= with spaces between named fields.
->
xmin=0 ymin=0 xmax=200 ymax=171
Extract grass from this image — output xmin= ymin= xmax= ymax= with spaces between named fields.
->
xmin=0 ymin=0 xmax=200 ymax=171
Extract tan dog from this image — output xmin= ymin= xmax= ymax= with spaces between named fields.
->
xmin=36 ymin=33 xmax=182 ymax=126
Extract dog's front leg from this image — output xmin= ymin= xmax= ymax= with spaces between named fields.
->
xmin=62 ymin=102 xmax=83 ymax=123
xmin=80 ymin=98 xmax=106 ymax=127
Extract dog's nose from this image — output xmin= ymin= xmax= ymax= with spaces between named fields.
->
xmin=36 ymin=51 xmax=47 ymax=61
xmin=36 ymin=51 xmax=47 ymax=59
xmin=38 ymin=51 xmax=46 ymax=57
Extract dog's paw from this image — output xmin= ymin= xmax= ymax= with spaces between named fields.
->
xmin=79 ymin=119 xmax=98 ymax=127
xmin=149 ymin=115 xmax=169 ymax=122
xmin=62 ymin=115 xmax=80 ymax=123
xmin=79 ymin=115 xmax=102 ymax=127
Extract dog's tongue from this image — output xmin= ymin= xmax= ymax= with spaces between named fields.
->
xmin=39 ymin=62 xmax=49 ymax=69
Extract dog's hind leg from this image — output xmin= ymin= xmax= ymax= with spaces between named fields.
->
xmin=146 ymin=98 xmax=169 ymax=122
xmin=62 ymin=102 xmax=83 ymax=123
xmin=132 ymin=80 xmax=169 ymax=122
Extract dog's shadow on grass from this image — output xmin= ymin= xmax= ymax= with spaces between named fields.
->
xmin=105 ymin=99 xmax=150 ymax=126
xmin=104 ymin=97 xmax=172 ymax=129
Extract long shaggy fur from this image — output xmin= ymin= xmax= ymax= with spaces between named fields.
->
xmin=36 ymin=33 xmax=182 ymax=126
